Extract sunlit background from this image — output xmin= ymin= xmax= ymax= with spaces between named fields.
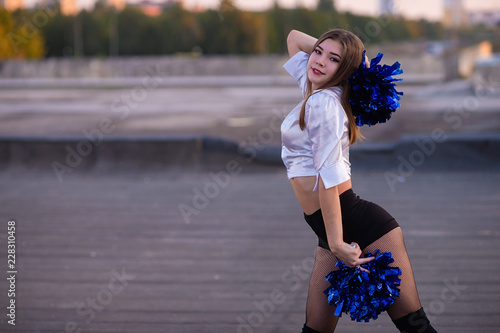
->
xmin=12 ymin=0 xmax=500 ymax=20
xmin=0 ymin=0 xmax=499 ymax=143
xmin=0 ymin=0 xmax=498 ymax=143
xmin=1 ymin=0 xmax=500 ymax=58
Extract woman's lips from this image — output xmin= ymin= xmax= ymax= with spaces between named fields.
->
xmin=312 ymin=68 xmax=324 ymax=75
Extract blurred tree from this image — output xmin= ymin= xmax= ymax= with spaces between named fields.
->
xmin=316 ymin=0 xmax=336 ymax=12
xmin=383 ymin=17 xmax=411 ymax=41
xmin=0 ymin=9 xmax=18 ymax=58
xmin=18 ymin=1 xmax=448 ymax=57
xmin=195 ymin=0 xmax=263 ymax=54
xmin=404 ymin=19 xmax=423 ymax=40
xmin=289 ymin=7 xmax=318 ymax=37
xmin=79 ymin=10 xmax=109 ymax=56
xmin=160 ymin=3 xmax=202 ymax=54
xmin=240 ymin=11 xmax=267 ymax=54
xmin=218 ymin=0 xmax=241 ymax=53
xmin=41 ymin=11 xmax=74 ymax=56
xmin=266 ymin=2 xmax=287 ymax=53
xmin=1 ymin=8 xmax=46 ymax=58
xmin=196 ymin=9 xmax=222 ymax=54
xmin=416 ymin=18 xmax=443 ymax=40
xmin=118 ymin=7 xmax=162 ymax=55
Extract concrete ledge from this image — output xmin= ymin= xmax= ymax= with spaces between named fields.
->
xmin=392 ymin=133 xmax=500 ymax=170
xmin=1 ymin=133 xmax=499 ymax=175
xmin=0 ymin=55 xmax=289 ymax=78
xmin=0 ymin=73 xmax=443 ymax=89
xmin=0 ymin=53 xmax=444 ymax=81
xmin=352 ymin=133 xmax=500 ymax=172
xmin=0 ymin=76 xmax=297 ymax=89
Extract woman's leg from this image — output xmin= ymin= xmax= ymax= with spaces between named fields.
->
xmin=363 ymin=227 xmax=437 ymax=332
xmin=303 ymin=246 xmax=340 ymax=333
xmin=363 ymin=227 xmax=421 ymax=319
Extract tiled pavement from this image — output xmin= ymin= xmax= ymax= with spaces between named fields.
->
xmin=0 ymin=163 xmax=498 ymax=332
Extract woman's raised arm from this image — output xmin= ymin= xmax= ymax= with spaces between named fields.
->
xmin=286 ymin=30 xmax=317 ymax=58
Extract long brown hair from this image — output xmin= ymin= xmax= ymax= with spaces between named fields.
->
xmin=299 ymin=29 xmax=364 ymax=145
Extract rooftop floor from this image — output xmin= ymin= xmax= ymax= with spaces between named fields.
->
xmin=0 ymin=165 xmax=498 ymax=332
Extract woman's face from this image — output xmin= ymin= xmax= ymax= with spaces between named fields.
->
xmin=307 ymin=38 xmax=343 ymax=90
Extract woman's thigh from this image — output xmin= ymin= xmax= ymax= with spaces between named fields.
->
xmin=363 ymin=227 xmax=422 ymax=320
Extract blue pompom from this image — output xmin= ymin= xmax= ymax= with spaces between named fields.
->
xmin=324 ymin=250 xmax=402 ymax=322
xmin=348 ymin=51 xmax=403 ymax=127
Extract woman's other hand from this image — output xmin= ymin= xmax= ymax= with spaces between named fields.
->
xmin=331 ymin=242 xmax=374 ymax=268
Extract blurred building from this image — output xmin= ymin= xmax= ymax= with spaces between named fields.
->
xmin=0 ymin=0 xmax=24 ymax=11
xmin=60 ymin=0 xmax=77 ymax=15
xmin=443 ymin=0 xmax=467 ymax=28
xmin=468 ymin=11 xmax=500 ymax=27
xmin=131 ymin=0 xmax=178 ymax=16
xmin=379 ymin=0 xmax=394 ymax=16
xmin=99 ymin=0 xmax=126 ymax=11
xmin=39 ymin=0 xmax=78 ymax=15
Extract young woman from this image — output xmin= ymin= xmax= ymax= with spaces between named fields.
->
xmin=281 ymin=29 xmax=438 ymax=333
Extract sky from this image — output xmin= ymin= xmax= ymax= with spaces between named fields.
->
xmin=24 ymin=0 xmax=500 ymax=21
xmin=184 ymin=0 xmax=500 ymax=21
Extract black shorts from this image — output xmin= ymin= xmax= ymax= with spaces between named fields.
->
xmin=303 ymin=189 xmax=400 ymax=251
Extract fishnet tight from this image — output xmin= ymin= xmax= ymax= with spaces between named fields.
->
xmin=304 ymin=227 xmax=422 ymax=333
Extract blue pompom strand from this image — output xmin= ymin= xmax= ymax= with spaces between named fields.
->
xmin=324 ymin=250 xmax=402 ymax=322
xmin=348 ymin=51 xmax=404 ymax=127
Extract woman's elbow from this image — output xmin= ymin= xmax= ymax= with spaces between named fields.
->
xmin=287 ymin=30 xmax=297 ymax=47
xmin=287 ymin=30 xmax=300 ymax=56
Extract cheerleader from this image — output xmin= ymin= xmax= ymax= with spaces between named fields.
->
xmin=280 ymin=29 xmax=438 ymax=333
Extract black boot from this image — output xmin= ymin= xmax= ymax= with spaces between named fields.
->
xmin=301 ymin=324 xmax=323 ymax=333
xmin=392 ymin=307 xmax=438 ymax=333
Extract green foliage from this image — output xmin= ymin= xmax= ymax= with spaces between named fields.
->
xmin=316 ymin=0 xmax=336 ymax=12
xmin=2 ymin=1 xmax=460 ymax=58
xmin=117 ymin=7 xmax=162 ymax=55
xmin=41 ymin=12 xmax=73 ymax=57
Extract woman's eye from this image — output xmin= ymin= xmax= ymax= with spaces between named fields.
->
xmin=330 ymin=57 xmax=339 ymax=62
xmin=315 ymin=49 xmax=321 ymax=54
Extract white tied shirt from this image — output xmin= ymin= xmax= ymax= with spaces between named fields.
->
xmin=281 ymin=51 xmax=351 ymax=191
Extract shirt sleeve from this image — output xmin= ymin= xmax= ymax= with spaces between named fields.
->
xmin=283 ymin=51 xmax=309 ymax=97
xmin=305 ymin=92 xmax=350 ymax=191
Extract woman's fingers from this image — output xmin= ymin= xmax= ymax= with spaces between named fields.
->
xmin=338 ymin=242 xmax=377 ymax=268
xmin=345 ymin=242 xmax=375 ymax=267
xmin=357 ymin=256 xmax=375 ymax=265
xmin=356 ymin=256 xmax=374 ymax=273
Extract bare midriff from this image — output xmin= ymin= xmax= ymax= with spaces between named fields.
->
xmin=289 ymin=177 xmax=352 ymax=215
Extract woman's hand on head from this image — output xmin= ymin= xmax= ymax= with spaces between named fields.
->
xmin=331 ymin=242 xmax=374 ymax=268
